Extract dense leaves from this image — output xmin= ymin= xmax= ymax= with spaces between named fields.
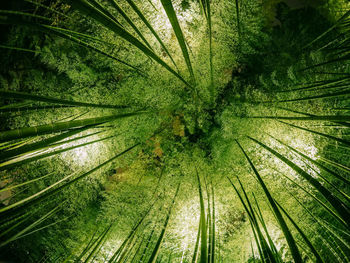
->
xmin=0 ymin=0 xmax=349 ymax=262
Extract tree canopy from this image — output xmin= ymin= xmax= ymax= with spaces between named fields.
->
xmin=0 ymin=0 xmax=349 ymax=262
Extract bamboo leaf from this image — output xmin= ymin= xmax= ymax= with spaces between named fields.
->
xmin=1 ymin=15 xmax=143 ymax=73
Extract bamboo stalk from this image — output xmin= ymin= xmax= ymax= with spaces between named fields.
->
xmin=0 ymin=133 xmax=114 ymax=171
xmin=107 ymin=0 xmax=153 ymax=50
xmin=248 ymin=136 xmax=350 ymax=227
xmin=125 ymin=0 xmax=178 ymax=70
xmin=196 ymin=170 xmax=208 ymax=263
xmin=236 ymin=140 xmax=303 ymax=263
xmin=160 ymin=0 xmax=195 ymax=84
xmin=275 ymin=200 xmax=324 ymax=263
xmin=0 ymin=143 xmax=139 ymax=217
xmin=0 ymin=111 xmax=143 ymax=142
xmin=147 ymin=183 xmax=181 ymax=263
xmin=63 ymin=0 xmax=191 ymax=88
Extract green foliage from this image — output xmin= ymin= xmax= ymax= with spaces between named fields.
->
xmin=0 ymin=0 xmax=349 ymax=262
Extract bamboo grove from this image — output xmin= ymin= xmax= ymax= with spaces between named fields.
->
xmin=0 ymin=0 xmax=349 ymax=262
